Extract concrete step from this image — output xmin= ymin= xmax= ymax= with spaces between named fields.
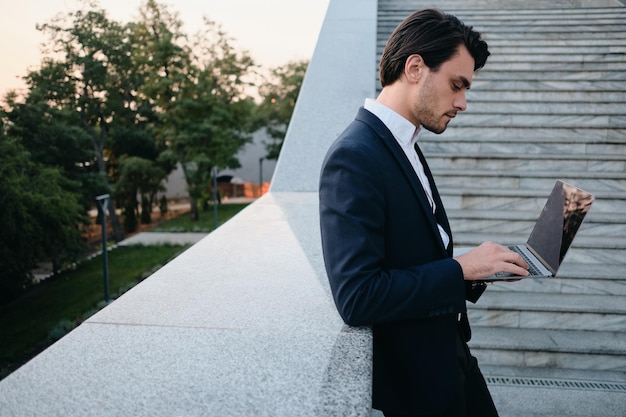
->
xmin=432 ymin=171 xmax=626 ymax=193
xmin=476 ymin=70 xmax=626 ymax=81
xmin=467 ymin=100 xmax=626 ymax=114
xmin=509 ymin=262 xmax=625 ymax=282
xmin=381 ymin=1 xmax=623 ymax=10
xmin=376 ymin=43 xmax=626 ymax=57
xmin=474 ymin=24 xmax=626 ymax=34
xmin=452 ymin=114 xmax=625 ymax=128
xmin=427 ymin=153 xmax=626 ymax=173
xmin=487 ymin=38 xmax=626 ymax=47
xmin=376 ymin=40 xmax=626 ymax=55
xmin=484 ymin=61 xmax=626 ymax=72
xmin=453 ymin=8 xmax=626 ymax=18
xmin=482 ymin=219 xmax=626 ymax=239
xmin=487 ymin=45 xmax=626 ymax=55
xmin=468 ymin=327 xmax=626 ymax=371
xmin=423 ymin=139 xmax=626 ymax=156
xmin=439 ymin=188 xmax=626 ymax=214
xmin=380 ymin=6 xmax=626 ymax=18
xmin=485 ymin=53 xmax=626 ymax=64
xmin=446 ymin=208 xmax=624 ymax=223
xmin=481 ymin=365 xmax=626 ymax=417
xmin=389 ymin=23 xmax=625 ymax=32
xmin=468 ymin=291 xmax=626 ymax=332
xmin=449 ymin=253 xmax=626 ymax=294
xmin=467 ymin=98 xmax=626 ymax=116
xmin=428 ymin=129 xmax=623 ymax=156
xmin=476 ymin=30 xmax=626 ymax=41
xmin=485 ymin=265 xmax=626 ymax=296
xmin=451 ymin=221 xmax=625 ymax=240
xmin=467 ymin=12 xmax=626 ymax=21
xmin=447 ymin=208 xmax=625 ymax=236
xmin=465 ymin=90 xmax=626 ymax=102
xmin=470 ymin=79 xmax=625 ymax=92
xmin=474 ymin=23 xmax=626 ymax=33
xmin=452 ymin=230 xmax=625 ymax=249
xmin=481 ymin=364 xmax=626 ymax=388
xmin=422 ymin=126 xmax=626 ymax=142
xmin=453 ymin=233 xmax=625 ymax=266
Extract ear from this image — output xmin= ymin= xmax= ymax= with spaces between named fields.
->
xmin=404 ymin=54 xmax=424 ymax=83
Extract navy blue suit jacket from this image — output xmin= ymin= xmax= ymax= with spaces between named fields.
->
xmin=319 ymin=107 xmax=485 ymax=414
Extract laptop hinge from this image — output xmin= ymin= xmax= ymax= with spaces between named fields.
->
xmin=525 ymin=244 xmax=556 ymax=275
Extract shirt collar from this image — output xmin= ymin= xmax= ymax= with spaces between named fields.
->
xmin=364 ymin=98 xmax=420 ymax=147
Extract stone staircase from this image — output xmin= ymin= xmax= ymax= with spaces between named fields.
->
xmin=377 ymin=0 xmax=626 ymax=387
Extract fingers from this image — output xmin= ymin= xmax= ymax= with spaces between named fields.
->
xmin=487 ymin=242 xmax=530 ymax=277
xmin=453 ymin=241 xmax=529 ymax=281
xmin=498 ymin=259 xmax=530 ymax=277
xmin=499 ymin=246 xmax=529 ymax=275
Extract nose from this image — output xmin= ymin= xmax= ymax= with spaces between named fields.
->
xmin=455 ymin=91 xmax=467 ymax=112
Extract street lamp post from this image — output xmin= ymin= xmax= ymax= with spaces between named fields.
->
xmin=212 ymin=167 xmax=218 ymax=230
xmin=259 ymin=157 xmax=264 ymax=197
xmin=95 ymin=194 xmax=110 ymax=303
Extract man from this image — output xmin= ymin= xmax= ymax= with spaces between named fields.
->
xmin=318 ymin=9 xmax=529 ymax=417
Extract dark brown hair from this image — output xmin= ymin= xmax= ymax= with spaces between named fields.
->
xmin=379 ymin=9 xmax=490 ymax=87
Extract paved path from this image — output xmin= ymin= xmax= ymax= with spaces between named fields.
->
xmin=116 ymin=197 xmax=256 ymax=247
xmin=117 ymin=232 xmax=208 ymax=246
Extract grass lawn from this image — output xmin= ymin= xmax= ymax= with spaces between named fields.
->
xmin=153 ymin=203 xmax=250 ymax=232
xmin=0 ymin=201 xmax=250 ymax=380
xmin=0 ymin=245 xmax=186 ymax=379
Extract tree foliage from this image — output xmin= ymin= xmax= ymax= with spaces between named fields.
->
xmin=2 ymin=68 xmax=105 ymax=213
xmin=0 ymin=136 xmax=85 ymax=304
xmin=35 ymin=2 xmax=155 ymax=241
xmin=115 ymin=156 xmax=166 ymax=231
xmin=256 ymin=60 xmax=308 ymax=160
xmin=0 ymin=0 xmax=265 ymax=302
xmin=140 ymin=10 xmax=257 ymax=220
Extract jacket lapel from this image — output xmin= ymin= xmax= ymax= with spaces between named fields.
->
xmin=414 ymin=143 xmax=454 ymax=256
xmin=356 ymin=108 xmax=452 ymax=255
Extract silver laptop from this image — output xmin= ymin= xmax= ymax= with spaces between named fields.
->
xmin=483 ymin=180 xmax=594 ymax=281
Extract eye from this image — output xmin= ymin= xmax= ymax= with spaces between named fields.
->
xmin=452 ymin=83 xmax=462 ymax=91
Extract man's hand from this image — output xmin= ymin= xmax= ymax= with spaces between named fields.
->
xmin=453 ymin=241 xmax=529 ymax=281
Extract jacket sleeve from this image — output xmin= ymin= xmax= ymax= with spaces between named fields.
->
xmin=465 ymin=281 xmax=487 ymax=303
xmin=319 ymin=141 xmax=467 ymax=327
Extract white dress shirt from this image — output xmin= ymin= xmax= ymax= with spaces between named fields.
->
xmin=364 ymin=98 xmax=450 ymax=249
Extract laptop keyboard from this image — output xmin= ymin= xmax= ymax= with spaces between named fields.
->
xmin=508 ymin=245 xmax=541 ymax=276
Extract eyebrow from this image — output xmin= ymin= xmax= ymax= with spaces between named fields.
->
xmin=459 ymin=76 xmax=471 ymax=90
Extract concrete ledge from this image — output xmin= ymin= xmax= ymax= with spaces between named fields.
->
xmin=0 ymin=193 xmax=373 ymax=416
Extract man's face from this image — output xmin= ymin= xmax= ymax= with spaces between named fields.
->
xmin=413 ymin=46 xmax=475 ymax=134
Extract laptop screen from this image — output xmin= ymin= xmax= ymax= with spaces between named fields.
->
xmin=526 ymin=180 xmax=594 ymax=274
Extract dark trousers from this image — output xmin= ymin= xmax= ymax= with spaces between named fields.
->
xmin=383 ymin=330 xmax=498 ymax=417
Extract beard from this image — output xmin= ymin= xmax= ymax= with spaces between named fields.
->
xmin=422 ymin=117 xmax=448 ymax=134
xmin=415 ymin=75 xmax=452 ymax=134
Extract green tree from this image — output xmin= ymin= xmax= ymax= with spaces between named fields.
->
xmin=0 ymin=136 xmax=85 ymax=304
xmin=2 ymin=67 xmax=106 ymax=213
xmin=38 ymin=5 xmax=123 ymax=176
xmin=36 ymin=1 xmax=161 ymax=241
xmin=134 ymin=3 xmax=257 ymax=220
xmin=2 ymin=0 xmax=258 ymax=271
xmin=256 ymin=60 xmax=308 ymax=160
xmin=115 ymin=156 xmax=166 ymax=232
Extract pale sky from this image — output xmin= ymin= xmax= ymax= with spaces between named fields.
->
xmin=0 ymin=0 xmax=329 ymax=98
